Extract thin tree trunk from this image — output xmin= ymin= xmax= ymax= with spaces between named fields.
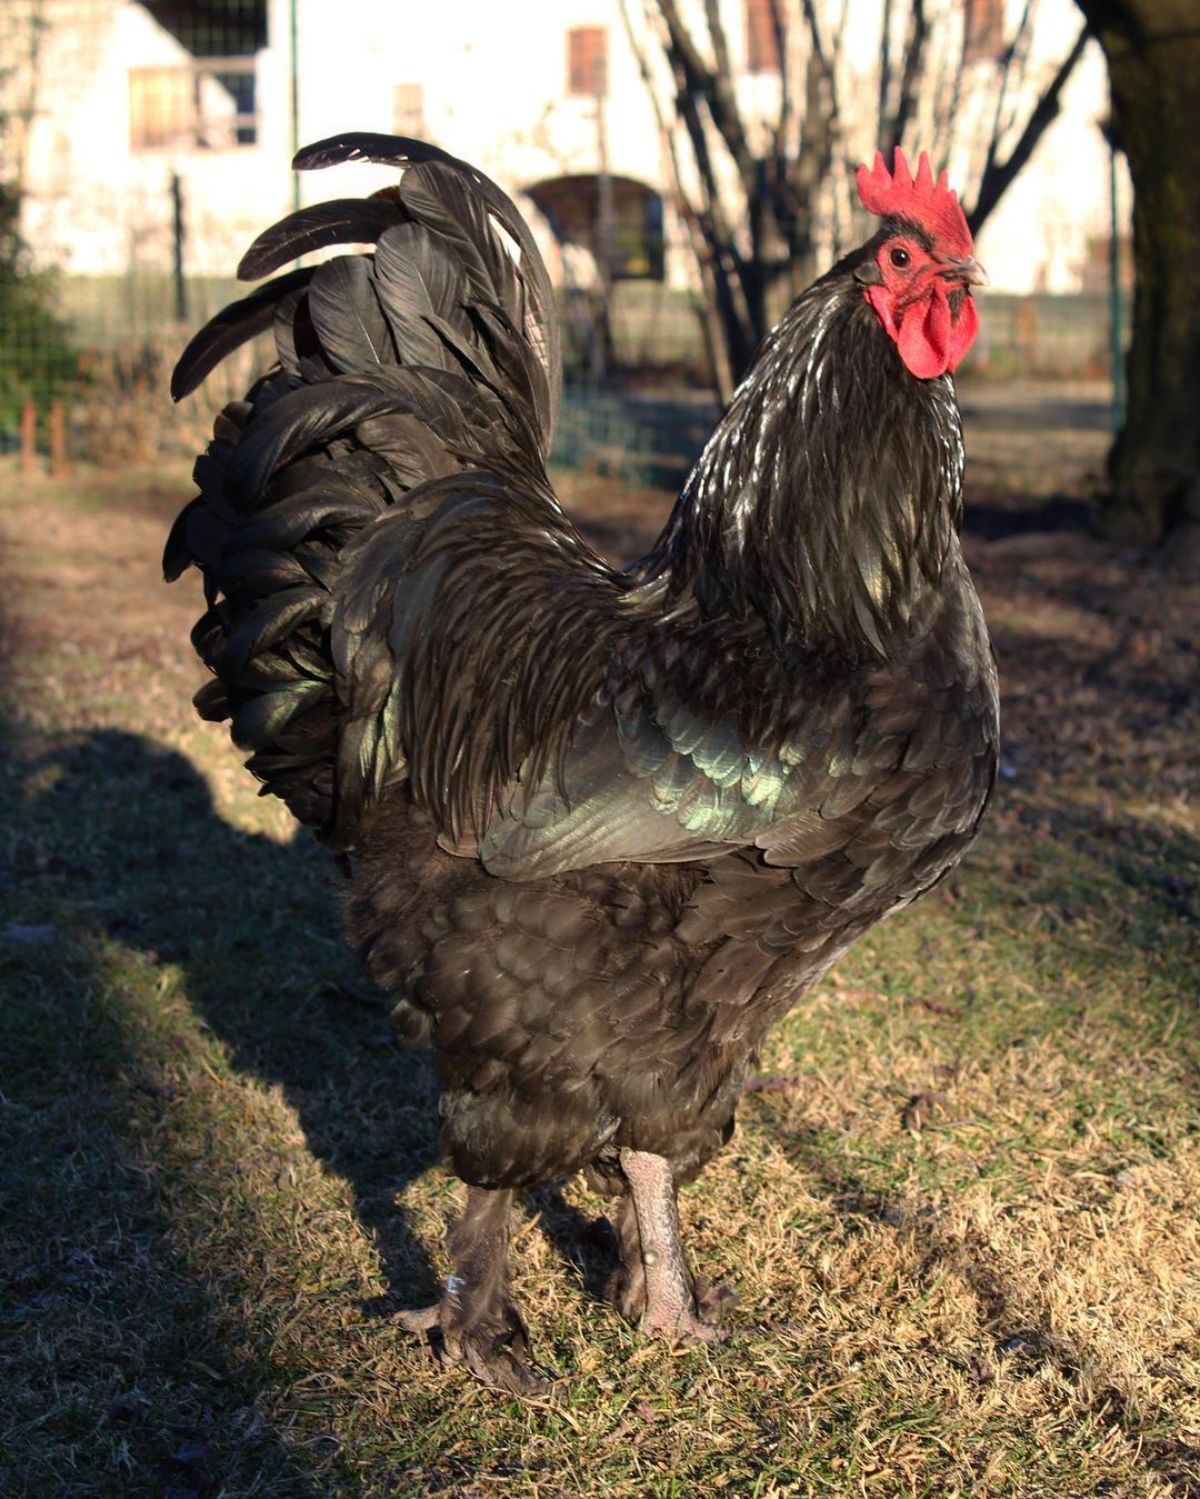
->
xmin=1076 ymin=0 xmax=1200 ymax=551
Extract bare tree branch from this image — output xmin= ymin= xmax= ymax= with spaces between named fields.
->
xmin=769 ymin=0 xmax=791 ymax=165
xmin=620 ymin=0 xmax=693 ymax=214
xmin=979 ymin=0 xmax=1036 ymax=190
xmin=969 ymin=22 xmax=1091 ymax=232
xmin=800 ymin=0 xmax=831 ymax=71
xmin=878 ymin=0 xmax=895 ymax=147
xmin=785 ymin=0 xmax=841 ymax=282
xmin=618 ymin=0 xmax=736 ymax=398
xmin=637 ymin=0 xmax=1093 ymax=389
xmin=650 ymin=0 xmax=760 ymax=370
xmin=659 ymin=0 xmax=757 ymax=198
xmin=889 ymin=0 xmax=929 ymax=152
xmin=928 ymin=16 xmax=965 ymax=170
xmin=704 ymin=0 xmax=736 ymax=89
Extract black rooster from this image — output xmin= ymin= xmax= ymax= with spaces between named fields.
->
xmin=166 ymin=137 xmax=998 ymax=1391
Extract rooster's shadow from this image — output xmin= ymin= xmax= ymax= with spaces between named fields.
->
xmin=32 ymin=726 xmax=450 ymax=1315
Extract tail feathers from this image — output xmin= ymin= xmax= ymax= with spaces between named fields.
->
xmin=170 ymin=268 xmax=313 ymax=402
xmin=306 ymin=255 xmax=395 ymax=372
xmin=167 ymin=135 xmax=568 ymax=844
xmin=172 ymin=136 xmax=559 ymax=464
xmin=237 ymin=195 xmax=408 ymax=282
xmin=292 ymin=132 xmax=560 ymax=430
xmin=222 ymin=377 xmax=413 ymax=504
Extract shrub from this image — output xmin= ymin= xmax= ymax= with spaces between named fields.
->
xmin=0 ymin=187 xmax=79 ymax=438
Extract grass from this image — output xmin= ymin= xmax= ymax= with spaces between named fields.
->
xmin=0 ymin=438 xmax=1198 ymax=1497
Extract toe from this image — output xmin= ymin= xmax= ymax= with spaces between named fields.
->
xmin=460 ymin=1328 xmax=553 ymax=1395
xmin=401 ymin=1298 xmax=554 ymax=1393
xmin=605 ymin=1265 xmax=648 ymax=1324
xmin=694 ymin=1279 xmax=739 ymax=1326
xmin=641 ymin=1304 xmax=731 ymax=1345
xmin=675 ymin=1311 xmax=731 ymax=1345
xmin=397 ymin=1303 xmax=441 ymax=1334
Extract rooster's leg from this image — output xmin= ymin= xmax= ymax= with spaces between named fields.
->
xmin=398 ymin=1186 xmax=547 ymax=1393
xmin=604 ymin=1184 xmax=648 ymax=1321
xmin=618 ymin=1148 xmax=736 ymax=1342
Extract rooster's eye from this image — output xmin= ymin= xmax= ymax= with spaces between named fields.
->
xmin=889 ymin=246 xmax=911 ymax=269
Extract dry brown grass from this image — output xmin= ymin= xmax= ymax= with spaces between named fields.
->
xmin=57 ymin=331 xmax=273 ymax=465
xmin=1 ymin=426 xmax=1197 ymax=1496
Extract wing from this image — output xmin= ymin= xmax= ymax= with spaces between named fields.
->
xmin=478 ymin=631 xmax=827 ymax=877
xmin=479 ymin=559 xmax=998 ymax=904
xmin=328 ymin=468 xmax=632 ymax=851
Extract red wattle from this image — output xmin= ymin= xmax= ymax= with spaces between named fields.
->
xmin=898 ymin=282 xmax=952 ymax=378
xmin=866 ymin=281 xmax=979 ymax=379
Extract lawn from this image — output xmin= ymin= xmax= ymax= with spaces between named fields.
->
xmin=1 ymin=402 xmax=1198 ymax=1496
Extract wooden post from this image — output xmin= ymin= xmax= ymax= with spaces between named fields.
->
xmin=49 ymin=400 xmax=68 ymax=479
xmin=20 ymin=399 xmax=37 ymax=477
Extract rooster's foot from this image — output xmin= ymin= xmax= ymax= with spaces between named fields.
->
xmin=398 ymin=1291 xmax=548 ymax=1394
xmin=605 ymin=1251 xmax=737 ymax=1336
xmin=642 ymin=1305 xmax=728 ymax=1343
xmin=618 ymin=1148 xmax=737 ymax=1347
xmin=398 ymin=1185 xmax=551 ymax=1395
xmin=639 ymin=1276 xmax=738 ymax=1344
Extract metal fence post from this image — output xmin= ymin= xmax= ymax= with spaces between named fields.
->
xmin=171 ymin=171 xmax=188 ymax=323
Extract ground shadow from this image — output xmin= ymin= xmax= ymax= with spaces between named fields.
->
xmin=528 ymin=1183 xmax=623 ymax=1306
xmin=6 ymin=720 xmax=638 ymax=1425
xmin=962 ymin=492 xmax=1098 ymax=541
xmin=4 ymin=721 xmax=375 ymax=1493
xmin=19 ymin=727 xmax=444 ymax=1308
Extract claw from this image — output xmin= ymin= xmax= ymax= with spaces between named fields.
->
xmin=457 ymin=1324 xmax=551 ymax=1396
xmin=695 ymin=1278 xmax=739 ymax=1326
xmin=397 ymin=1303 xmax=441 ymax=1334
xmin=397 ymin=1296 xmax=553 ymax=1393
xmin=642 ymin=1305 xmax=731 ymax=1344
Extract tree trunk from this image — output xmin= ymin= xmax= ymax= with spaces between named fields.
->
xmin=1076 ymin=0 xmax=1200 ymax=551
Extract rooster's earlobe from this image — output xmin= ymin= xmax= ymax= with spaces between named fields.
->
xmin=853 ymin=260 xmax=885 ymax=286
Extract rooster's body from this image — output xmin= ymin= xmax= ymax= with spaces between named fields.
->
xmin=168 ymin=135 xmax=998 ymax=1389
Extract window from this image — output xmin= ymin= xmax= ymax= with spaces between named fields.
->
xmin=567 ymin=26 xmax=607 ymax=98
xmin=745 ymin=0 xmax=781 ymax=75
xmin=963 ymin=0 xmax=1004 ymax=62
xmin=129 ymin=58 xmax=258 ymax=151
xmin=393 ymin=83 xmax=426 ymax=137
xmin=128 ymin=68 xmax=192 ymax=150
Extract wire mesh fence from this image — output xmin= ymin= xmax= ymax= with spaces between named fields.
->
xmin=1 ymin=0 xmax=1128 ymax=481
xmin=1 ymin=0 xmax=270 ymax=464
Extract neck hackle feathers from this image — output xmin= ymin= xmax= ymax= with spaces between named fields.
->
xmin=856 ymin=148 xmax=973 ymax=257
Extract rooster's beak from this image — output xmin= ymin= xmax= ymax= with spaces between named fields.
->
xmin=948 ymin=256 xmax=988 ymax=288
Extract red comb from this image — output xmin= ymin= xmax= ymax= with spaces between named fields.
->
xmin=856 ymin=148 xmax=973 ymax=257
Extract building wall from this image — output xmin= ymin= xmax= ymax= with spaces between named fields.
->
xmin=17 ymin=1 xmax=282 ymax=276
xmin=15 ymin=0 xmax=1129 ymax=298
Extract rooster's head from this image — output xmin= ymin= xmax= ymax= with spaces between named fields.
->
xmin=855 ymin=148 xmax=984 ymax=380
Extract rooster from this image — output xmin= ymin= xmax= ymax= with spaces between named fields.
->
xmin=166 ymin=136 xmax=998 ymax=1392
